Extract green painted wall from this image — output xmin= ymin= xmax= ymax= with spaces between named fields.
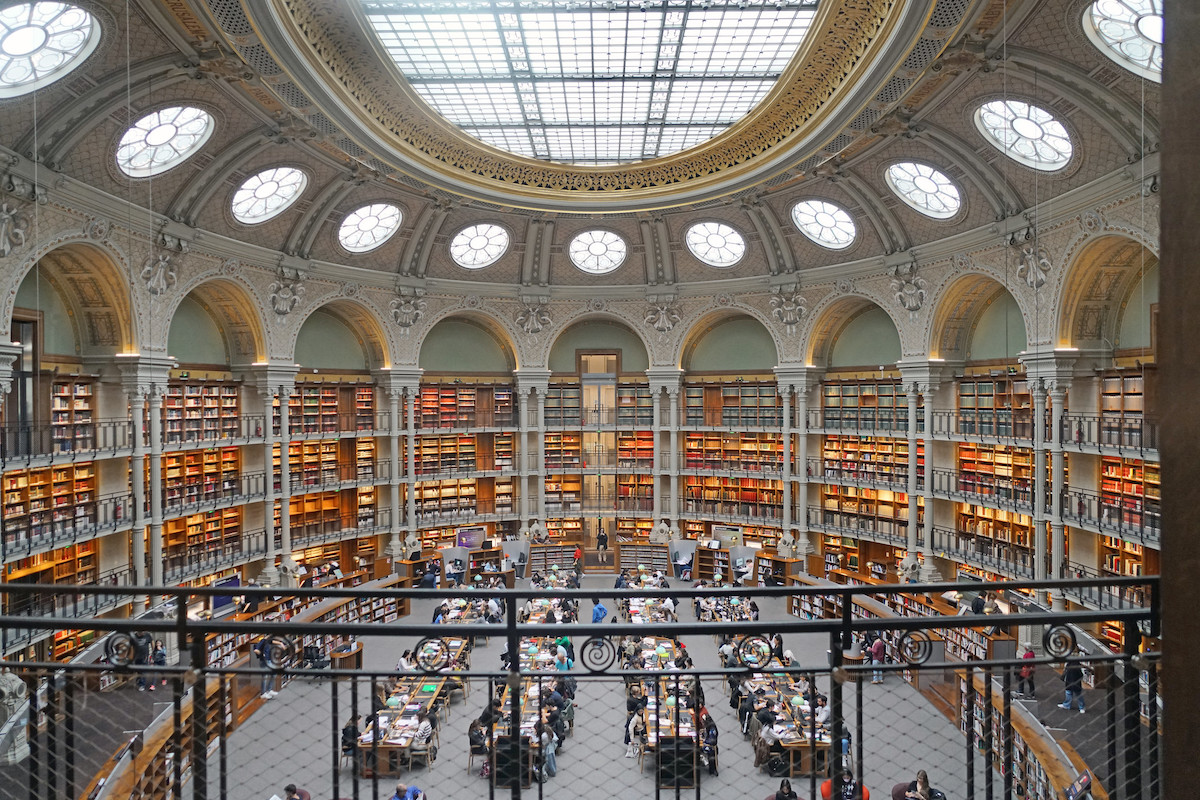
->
xmin=968 ymin=293 xmax=1027 ymax=360
xmin=167 ymin=296 xmax=227 ymax=365
xmin=1117 ymin=263 xmax=1159 ymax=348
xmin=548 ymin=321 xmax=649 ymax=372
xmin=686 ymin=317 xmax=776 ymax=371
xmin=830 ymin=307 xmax=900 ymax=367
xmin=15 ymin=271 xmax=75 ymax=355
xmin=420 ymin=319 xmax=513 ymax=372
xmin=295 ymin=310 xmax=367 ymax=370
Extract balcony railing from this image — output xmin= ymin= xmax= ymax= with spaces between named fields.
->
xmin=161 ymin=530 xmax=271 ymax=584
xmin=1 ymin=492 xmax=133 ymax=562
xmin=418 ymin=408 xmax=519 ymax=430
xmin=1062 ymin=488 xmax=1161 ymax=546
xmin=683 ymin=498 xmax=783 ymax=521
xmin=930 ymin=409 xmax=1038 ymax=441
xmin=927 ymin=526 xmax=1036 ymax=579
xmin=163 ymin=412 xmax=268 ymax=446
xmin=806 ymin=408 xmax=914 ymax=434
xmin=684 ymin=407 xmax=783 ymax=427
xmin=0 ymin=418 xmax=134 ymax=466
xmin=806 ymin=458 xmax=922 ymax=490
xmin=806 ymin=506 xmax=915 ymax=546
xmin=163 ymin=470 xmax=267 ymax=514
xmin=0 ymin=578 xmax=1160 ymax=800
xmin=1061 ymin=413 xmax=1158 ymax=453
xmin=930 ymin=468 xmax=1036 ymax=512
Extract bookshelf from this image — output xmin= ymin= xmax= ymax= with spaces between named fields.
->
xmin=682 ymin=432 xmax=782 ymax=471
xmin=816 ymin=485 xmax=920 ymax=535
xmin=819 ymin=435 xmax=921 ymax=484
xmin=693 ymin=546 xmax=731 ymax=582
xmin=753 ymin=551 xmax=800 ymax=586
xmin=163 ymin=447 xmax=240 ymax=506
xmin=544 ymin=432 xmax=582 ymax=470
xmin=2 ymin=463 xmax=95 ymax=542
xmin=616 ymin=385 xmax=653 ymax=426
xmin=616 ymin=431 xmax=654 ymax=469
xmin=1100 ymin=371 xmax=1146 ymax=445
xmin=957 ymin=375 xmax=1032 ymax=437
xmin=416 ymin=433 xmax=478 ymax=474
xmin=545 ymin=386 xmax=582 ymax=427
xmin=821 ymin=535 xmax=859 ymax=575
xmin=163 ymin=509 xmax=242 ymax=565
xmin=957 ymin=442 xmax=1034 ymax=501
xmin=49 ymin=379 xmax=95 ymax=452
xmin=1099 ymin=535 xmax=1159 ymax=578
xmin=528 ymin=543 xmax=576 ymax=574
xmin=617 ymin=473 xmax=654 ymax=510
xmin=617 ymin=541 xmax=669 ymax=572
xmin=1100 ymin=456 xmax=1160 ymax=528
xmin=956 ymin=503 xmax=1033 ymax=564
xmin=682 ymin=382 xmax=779 ymax=426
xmin=418 ymin=384 xmax=513 ymax=428
xmin=4 ymin=540 xmax=98 ymax=596
xmin=544 ymin=476 xmax=582 ymax=512
xmin=822 ymin=380 xmax=908 ymax=430
xmin=544 ymin=517 xmax=582 ymax=540
xmin=615 ymin=517 xmax=653 ymax=540
xmin=162 ymin=382 xmax=239 ymax=444
xmin=683 ymin=475 xmax=783 ymax=520
xmin=467 ymin=545 xmax=512 ymax=585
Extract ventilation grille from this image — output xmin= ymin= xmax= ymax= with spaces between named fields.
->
xmin=336 ymin=137 xmax=366 ymax=158
xmin=876 ymin=76 xmax=914 ymax=106
xmin=366 ymin=158 xmax=394 ymax=176
xmin=903 ymin=38 xmax=944 ymax=71
xmin=206 ymin=0 xmax=252 ymax=36
xmin=238 ymin=44 xmax=282 ymax=77
xmin=761 ymin=172 xmax=794 ymax=188
xmin=795 ymin=155 xmax=823 ymax=174
xmin=848 ymin=107 xmax=881 ymax=132
xmin=274 ymin=82 xmax=312 ymax=110
xmin=307 ymin=113 xmax=339 ymax=136
xmin=825 ymin=133 xmax=856 ymax=156
xmin=929 ymin=0 xmax=970 ymax=28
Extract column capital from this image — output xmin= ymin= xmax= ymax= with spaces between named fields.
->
xmin=773 ymin=364 xmax=824 ymax=395
xmin=646 ymin=366 xmax=684 ymax=394
xmin=112 ymin=353 xmax=175 ymax=399
xmin=0 ymin=342 xmax=20 ymax=396
xmin=1018 ymin=348 xmax=1082 ymax=391
xmin=372 ymin=366 xmax=423 ymax=397
xmin=896 ymin=358 xmax=960 ymax=394
xmin=242 ymin=362 xmax=298 ymax=396
xmin=514 ymin=367 xmax=552 ymax=395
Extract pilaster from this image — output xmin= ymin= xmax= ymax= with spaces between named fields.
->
xmin=374 ymin=368 xmax=422 ymax=561
xmin=245 ymin=363 xmax=299 ymax=587
xmin=775 ymin=366 xmax=823 ymax=559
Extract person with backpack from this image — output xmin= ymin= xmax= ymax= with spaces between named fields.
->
xmin=870 ymin=636 xmax=887 ymax=684
xmin=1018 ymin=642 xmax=1036 ymax=698
xmin=131 ymin=631 xmax=153 ymax=692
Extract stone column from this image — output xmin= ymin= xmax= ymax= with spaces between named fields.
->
xmin=775 ymin=366 xmax=821 ymax=563
xmin=647 ymin=367 xmax=684 ymax=530
xmin=276 ymin=385 xmax=297 ymax=582
xmin=247 ymin=363 xmax=299 ymax=587
xmin=146 ymin=386 xmax=165 ymax=586
xmin=127 ymin=390 xmax=148 ymax=587
xmin=1048 ymin=383 xmax=1068 ymax=612
xmin=903 ymin=384 xmax=921 ymax=573
xmin=375 ymin=367 xmax=422 ymax=561
xmin=651 ymin=388 xmax=663 ymax=521
xmin=781 ymin=387 xmax=792 ymax=533
xmin=515 ymin=369 xmax=551 ymax=529
xmin=1031 ymin=380 xmax=1048 ymax=590
xmin=385 ymin=387 xmax=403 ymax=559
xmin=920 ymin=387 xmax=938 ymax=580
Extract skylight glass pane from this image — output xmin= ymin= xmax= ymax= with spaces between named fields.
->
xmin=362 ymin=0 xmax=819 ymax=165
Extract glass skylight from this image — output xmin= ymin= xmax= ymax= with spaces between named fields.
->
xmin=116 ymin=107 xmax=214 ymax=177
xmin=0 ymin=3 xmax=98 ymax=98
xmin=974 ymin=100 xmax=1073 ymax=171
xmin=450 ymin=223 xmax=510 ymax=268
xmin=884 ymin=162 xmax=961 ymax=220
xmin=1084 ymin=0 xmax=1162 ymax=82
xmin=230 ymin=167 xmax=307 ymax=224
xmin=685 ymin=221 xmax=746 ymax=267
xmin=569 ymin=229 xmax=626 ymax=274
xmin=791 ymin=199 xmax=856 ymax=249
xmin=362 ymin=0 xmax=819 ymax=165
xmin=339 ymin=203 xmax=403 ymax=253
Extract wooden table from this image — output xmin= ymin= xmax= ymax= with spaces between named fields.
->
xmin=746 ymin=673 xmax=833 ymax=777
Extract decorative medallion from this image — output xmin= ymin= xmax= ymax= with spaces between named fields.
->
xmin=140 ymin=252 xmax=176 ymax=296
xmin=645 ymin=303 xmax=680 ymax=334
xmin=0 ymin=202 xmax=28 ymax=257
xmin=1080 ymin=210 xmax=1104 ymax=233
xmin=219 ymin=258 xmax=239 ymax=276
xmin=85 ymin=217 xmax=110 ymax=241
xmin=517 ymin=302 xmax=551 ymax=335
xmin=890 ymin=262 xmax=927 ymax=319
xmin=269 ymin=268 xmax=305 ymax=315
xmin=770 ymin=287 xmax=807 ymax=335
xmin=390 ymin=291 xmax=426 ymax=331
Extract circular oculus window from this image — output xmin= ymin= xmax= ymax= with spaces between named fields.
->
xmin=339 ymin=203 xmax=403 ymax=253
xmin=450 ymin=223 xmax=510 ymax=269
xmin=685 ymin=222 xmax=746 ymax=267
xmin=116 ymin=106 xmax=215 ymax=177
xmin=569 ymin=230 xmax=627 ymax=274
xmin=0 ymin=2 xmax=99 ymax=98
xmin=230 ymin=167 xmax=308 ymax=224
xmin=884 ymin=162 xmax=962 ymax=220
xmin=790 ymin=199 xmax=857 ymax=250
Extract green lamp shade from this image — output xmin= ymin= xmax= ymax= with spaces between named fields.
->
xmin=527 ymin=645 xmax=538 ymax=655
xmin=474 ymin=574 xmax=482 ymax=581
xmin=386 ymin=696 xmax=401 ymax=707
xmin=666 ymin=696 xmax=676 ymax=707
xmin=730 ymin=598 xmax=740 ymax=606
xmin=791 ymin=695 xmax=805 ymax=707
xmin=656 ymin=646 xmax=668 ymax=657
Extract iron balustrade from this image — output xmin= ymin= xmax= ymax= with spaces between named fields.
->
xmin=805 ymin=408 xmax=914 ymax=434
xmin=683 ymin=498 xmax=783 ymax=521
xmin=413 ymin=499 xmax=516 ymax=523
xmin=0 ymin=577 xmax=1161 ymax=800
xmin=1061 ymin=561 xmax=1153 ymax=609
xmin=272 ymin=411 xmax=382 ymax=437
xmin=683 ymin=407 xmax=783 ymax=427
xmin=805 ymin=457 xmax=922 ymax=490
xmin=163 ymin=471 xmax=267 ymax=515
xmin=806 ymin=506 xmax=917 ymax=546
xmin=930 ymin=468 xmax=1035 ymax=512
xmin=1061 ymin=487 xmax=1161 ymax=546
xmin=418 ymin=408 xmax=519 ymax=430
xmin=0 ymin=492 xmax=133 ymax=562
xmin=927 ymin=526 xmax=1036 ymax=579
xmin=161 ymin=530 xmax=271 ymax=585
xmin=0 ymin=418 xmax=134 ymax=466
xmin=1060 ymin=413 xmax=1158 ymax=453
xmin=929 ymin=409 xmax=1038 ymax=441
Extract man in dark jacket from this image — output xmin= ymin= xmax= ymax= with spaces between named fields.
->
xmin=1059 ymin=663 xmax=1086 ymax=712
xmin=131 ymin=631 xmax=153 ymax=691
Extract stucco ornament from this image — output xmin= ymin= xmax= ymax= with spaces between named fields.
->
xmin=0 ymin=203 xmax=28 ymax=257
xmin=1016 ymin=244 xmax=1051 ymax=290
xmin=517 ymin=302 xmax=551 ymax=335
xmin=86 ymin=217 xmax=111 ymax=242
xmin=389 ymin=290 xmax=426 ymax=331
xmin=269 ymin=268 xmax=305 ymax=315
xmin=140 ymin=252 xmax=176 ymax=296
xmin=770 ymin=287 xmax=807 ymax=334
xmin=890 ymin=262 xmax=927 ymax=319
xmin=645 ymin=303 xmax=680 ymax=333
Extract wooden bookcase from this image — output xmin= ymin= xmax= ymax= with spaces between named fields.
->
xmin=162 ymin=382 xmax=239 ymax=444
xmin=1 ymin=463 xmax=95 ymax=542
xmin=683 ymin=475 xmax=783 ymax=519
xmin=683 ymin=381 xmax=779 ymax=427
xmin=1100 ymin=456 xmax=1160 ymax=528
xmin=467 ymin=546 xmax=514 ymax=586
xmin=957 ymin=375 xmax=1032 ymax=437
xmin=617 ymin=541 xmax=669 ymax=573
xmin=616 ymin=385 xmax=653 ymax=426
xmin=418 ymin=384 xmax=513 ymax=428
xmin=163 ymin=509 xmax=242 ymax=565
xmin=682 ymin=431 xmax=782 ymax=471
xmin=616 ymin=431 xmax=654 ymax=469
xmin=615 ymin=517 xmax=653 ymax=540
xmin=1099 ymin=535 xmax=1159 ymax=578
xmin=528 ymin=543 xmax=576 ymax=574
xmin=544 ymin=475 xmax=582 ymax=512
xmin=817 ymin=485 xmax=920 ymax=535
xmin=693 ymin=546 xmax=731 ymax=582
xmin=544 ymin=432 xmax=582 ymax=469
xmin=544 ymin=517 xmax=582 ymax=540
xmin=753 ymin=551 xmax=800 ymax=586
xmin=956 ymin=503 xmax=1034 ymax=564
xmin=819 ymin=435 xmax=922 ymax=483
xmin=957 ymin=442 xmax=1034 ymax=497
xmin=1100 ymin=371 xmax=1148 ymax=445
xmin=49 ymin=379 xmax=95 ymax=452
xmin=163 ymin=447 xmax=240 ymax=506
xmin=822 ymin=380 xmax=908 ymax=429
xmin=544 ymin=386 xmax=582 ymax=426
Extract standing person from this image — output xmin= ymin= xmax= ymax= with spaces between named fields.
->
xmin=151 ymin=639 xmax=167 ymax=687
xmin=1059 ymin=662 xmax=1086 ymax=713
xmin=536 ymin=719 xmax=557 ymax=779
xmin=870 ymin=635 xmax=887 ymax=684
xmin=1018 ymin=643 xmax=1036 ymax=698
xmin=573 ymin=544 xmax=584 ymax=578
xmin=252 ymin=636 xmax=274 ymax=698
xmin=131 ymin=631 xmax=153 ymax=692
xmin=591 ymin=597 xmax=608 ymax=624
xmin=596 ymin=525 xmax=609 ymax=564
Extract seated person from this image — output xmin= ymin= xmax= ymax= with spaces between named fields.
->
xmin=759 ymin=720 xmax=785 ymax=754
xmin=821 ymin=769 xmax=869 ymax=800
xmin=409 ymin=710 xmax=434 ymax=754
xmin=341 ymin=714 xmax=361 ymax=757
xmin=891 ymin=769 xmax=934 ymax=800
xmin=814 ymin=695 xmax=831 ymax=727
xmin=283 ymin=785 xmax=311 ymax=800
xmin=390 ymin=783 xmax=422 ymax=800
xmin=468 ymin=718 xmax=490 ymax=756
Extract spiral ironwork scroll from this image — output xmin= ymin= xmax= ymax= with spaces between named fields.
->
xmin=104 ymin=632 xmax=135 ymax=667
xmin=736 ymin=635 xmax=773 ymax=668
xmin=1043 ymin=624 xmax=1077 ymax=659
xmin=260 ymin=634 xmax=297 ymax=670
xmin=414 ymin=637 xmax=451 ymax=671
xmin=897 ymin=630 xmax=935 ymax=665
xmin=579 ymin=636 xmax=617 ymax=673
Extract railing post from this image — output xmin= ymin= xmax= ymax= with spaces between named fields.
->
xmin=965 ymin=670 xmax=975 ymax=800
xmin=186 ymin=596 xmax=207 ymax=800
xmin=1123 ymin=626 xmax=1143 ymax=800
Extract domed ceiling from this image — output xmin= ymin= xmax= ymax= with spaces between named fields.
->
xmin=203 ymin=0 xmax=966 ymax=211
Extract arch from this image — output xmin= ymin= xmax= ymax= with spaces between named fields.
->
xmin=163 ymin=277 xmax=267 ymax=366
xmin=1056 ymin=234 xmax=1159 ymax=350
xmin=681 ymin=314 xmax=777 ymax=372
xmin=420 ymin=316 xmax=517 ymax=373
xmin=548 ymin=318 xmax=650 ymax=373
xmin=929 ymin=273 xmax=1027 ymax=361
xmin=289 ymin=299 xmax=391 ymax=370
xmin=15 ymin=269 xmax=79 ymax=356
xmin=4 ymin=241 xmax=136 ymax=355
xmin=804 ymin=295 xmax=902 ymax=367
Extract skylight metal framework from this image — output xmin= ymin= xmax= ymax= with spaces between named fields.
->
xmin=361 ymin=0 xmax=819 ymax=165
